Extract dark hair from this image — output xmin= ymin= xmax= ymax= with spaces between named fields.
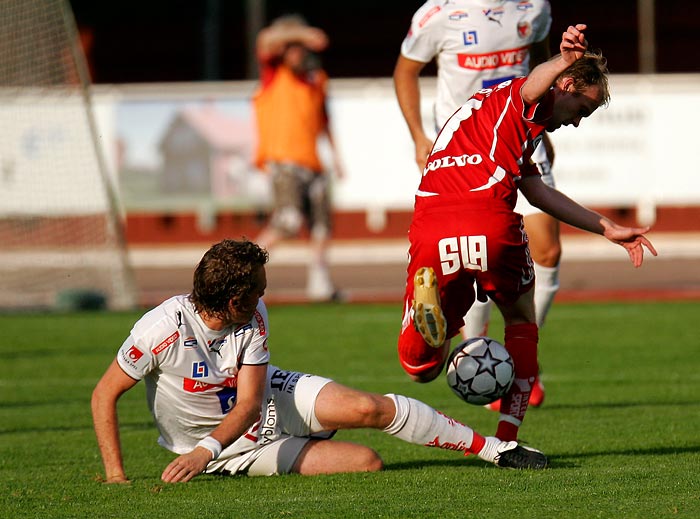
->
xmin=189 ymin=239 xmax=269 ymax=320
xmin=558 ymin=50 xmax=610 ymax=107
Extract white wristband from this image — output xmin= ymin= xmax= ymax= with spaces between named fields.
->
xmin=195 ymin=436 xmax=222 ymax=460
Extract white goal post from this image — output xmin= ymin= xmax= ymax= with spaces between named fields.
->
xmin=0 ymin=0 xmax=137 ymax=310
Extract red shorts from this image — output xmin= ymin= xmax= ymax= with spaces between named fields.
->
xmin=398 ymin=196 xmax=534 ymax=375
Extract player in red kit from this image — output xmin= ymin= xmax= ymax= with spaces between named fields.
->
xmin=398 ymin=24 xmax=657 ymax=448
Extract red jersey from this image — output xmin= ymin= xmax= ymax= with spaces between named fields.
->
xmin=416 ymin=76 xmax=554 ymax=210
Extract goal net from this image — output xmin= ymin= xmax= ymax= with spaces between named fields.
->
xmin=0 ymin=0 xmax=137 ymax=310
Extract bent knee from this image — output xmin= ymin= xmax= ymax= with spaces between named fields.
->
xmin=350 ymin=393 xmax=394 ymax=427
xmin=360 ymin=449 xmax=384 ymax=472
xmin=531 ymin=244 xmax=561 ymax=267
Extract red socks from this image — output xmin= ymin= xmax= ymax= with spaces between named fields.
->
xmin=496 ymin=323 xmax=539 ymax=441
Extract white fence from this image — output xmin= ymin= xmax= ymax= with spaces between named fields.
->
xmin=2 ymin=75 xmax=699 ymax=219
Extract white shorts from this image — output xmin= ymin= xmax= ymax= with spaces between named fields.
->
xmin=205 ymin=367 xmax=333 ymax=477
xmin=515 ymin=143 xmax=555 ymax=217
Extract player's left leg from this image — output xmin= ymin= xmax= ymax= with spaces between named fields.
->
xmin=292 ymin=438 xmax=384 ymax=475
xmin=305 ymin=172 xmax=337 ymax=301
xmin=523 ymin=211 xmax=560 ymax=407
xmin=523 ymin=147 xmax=562 ymax=406
xmin=256 ymin=162 xmax=304 ymax=250
xmin=524 ymin=212 xmax=561 ymax=329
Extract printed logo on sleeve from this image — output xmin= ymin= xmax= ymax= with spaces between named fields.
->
xmin=254 ymin=310 xmax=266 ymax=336
xmin=127 ymin=345 xmax=144 ymax=362
xmin=418 ymin=5 xmax=441 ymax=28
xmin=152 ymin=330 xmax=179 ymax=355
xmin=120 ymin=345 xmax=145 ymax=369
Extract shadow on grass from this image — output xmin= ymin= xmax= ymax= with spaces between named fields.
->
xmin=385 ymin=443 xmax=700 ymax=472
xmin=551 ymin=444 xmax=700 ymax=463
xmin=385 ymin=457 xmax=500 ymax=471
xmin=0 ymin=420 xmax=153 ymax=435
xmin=535 ymin=400 xmax=700 ymax=411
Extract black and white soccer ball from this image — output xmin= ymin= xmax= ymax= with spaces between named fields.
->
xmin=446 ymin=337 xmax=515 ymax=405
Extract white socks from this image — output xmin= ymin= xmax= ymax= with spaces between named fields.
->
xmin=475 ymin=436 xmax=509 ymax=464
xmin=461 ymin=296 xmax=491 ymax=339
xmin=461 ymin=261 xmax=560 ymax=339
xmin=383 ymin=394 xmax=475 ymax=451
xmin=532 ymin=262 xmax=559 ymax=328
xmin=307 ymin=261 xmax=334 ymax=301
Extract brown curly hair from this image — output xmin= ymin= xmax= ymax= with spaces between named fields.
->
xmin=189 ymin=239 xmax=269 ymax=320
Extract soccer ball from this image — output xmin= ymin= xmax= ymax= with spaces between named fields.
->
xmin=446 ymin=337 xmax=514 ymax=405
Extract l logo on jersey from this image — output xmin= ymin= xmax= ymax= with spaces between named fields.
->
xmin=192 ymin=361 xmax=209 ymax=378
xmin=462 ymin=30 xmax=478 ymax=46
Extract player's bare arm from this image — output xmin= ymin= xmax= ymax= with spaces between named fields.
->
xmin=528 ymin=37 xmax=556 ymax=165
xmin=393 ymin=55 xmax=433 ymax=170
xmin=91 ymin=360 xmax=139 ymax=484
xmin=519 ymin=175 xmax=657 ymax=267
xmin=160 ymin=363 xmax=268 ymax=483
xmin=521 ymin=24 xmax=589 ymax=105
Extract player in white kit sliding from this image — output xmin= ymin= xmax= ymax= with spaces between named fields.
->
xmin=91 ymin=239 xmax=547 ymax=484
xmin=394 ymin=0 xmax=556 ymax=406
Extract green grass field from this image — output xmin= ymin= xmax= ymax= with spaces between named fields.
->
xmin=1 ymin=300 xmax=699 ymax=518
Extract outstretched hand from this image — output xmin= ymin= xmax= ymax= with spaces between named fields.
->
xmin=602 ymin=222 xmax=658 ymax=268
xmin=560 ymin=24 xmax=588 ymax=64
xmin=161 ymin=447 xmax=213 ymax=483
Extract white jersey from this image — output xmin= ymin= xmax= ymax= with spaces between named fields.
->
xmin=116 ymin=294 xmax=271 ymax=456
xmin=400 ymin=0 xmax=552 ymax=129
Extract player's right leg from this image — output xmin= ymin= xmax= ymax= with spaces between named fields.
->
xmin=492 ymin=290 xmax=540 ymax=442
xmin=312 ymin=382 xmax=547 ymax=469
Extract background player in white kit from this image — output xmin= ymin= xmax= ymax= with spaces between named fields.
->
xmin=394 ymin=0 xmax=555 ymax=406
xmin=91 ymin=239 xmax=547 ymax=484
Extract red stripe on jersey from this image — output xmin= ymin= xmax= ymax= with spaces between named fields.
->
xmin=152 ymin=330 xmax=179 ymax=355
xmin=419 ymin=5 xmax=441 ymax=28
